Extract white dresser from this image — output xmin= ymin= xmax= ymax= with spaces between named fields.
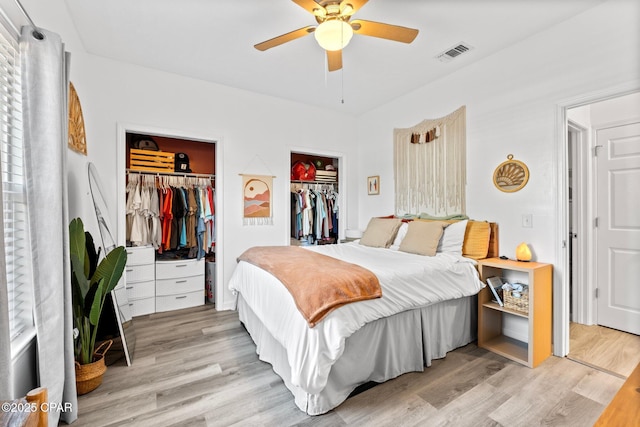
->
xmin=125 ymin=246 xmax=156 ymax=316
xmin=155 ymin=258 xmax=205 ymax=312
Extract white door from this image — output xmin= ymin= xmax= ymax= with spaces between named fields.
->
xmin=596 ymin=121 xmax=640 ymax=335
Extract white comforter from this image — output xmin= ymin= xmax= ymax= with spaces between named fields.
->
xmin=228 ymin=242 xmax=483 ymax=395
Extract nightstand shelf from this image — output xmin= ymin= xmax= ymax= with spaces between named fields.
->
xmin=481 ymin=301 xmax=528 ymax=318
xmin=478 ymin=257 xmax=553 ymax=368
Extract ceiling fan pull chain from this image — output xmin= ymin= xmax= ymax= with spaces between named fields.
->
xmin=341 ymin=68 xmax=345 ymax=104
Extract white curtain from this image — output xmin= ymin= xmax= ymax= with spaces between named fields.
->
xmin=20 ymin=26 xmax=77 ymax=424
xmin=394 ymin=106 xmax=467 ymax=217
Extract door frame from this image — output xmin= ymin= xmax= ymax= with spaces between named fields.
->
xmin=289 ymin=146 xmax=348 ymax=242
xmin=568 ymin=121 xmax=594 ymax=325
xmin=116 ymin=122 xmax=226 ymax=309
xmin=554 ymin=81 xmax=640 ymax=357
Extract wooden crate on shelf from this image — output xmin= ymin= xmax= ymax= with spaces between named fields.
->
xmin=129 ymin=149 xmax=174 ymax=173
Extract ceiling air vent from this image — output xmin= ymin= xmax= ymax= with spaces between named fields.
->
xmin=436 ymin=42 xmax=474 ymax=63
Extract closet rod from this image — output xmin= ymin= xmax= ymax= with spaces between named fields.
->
xmin=126 ymin=168 xmax=215 ymax=180
xmin=291 ymin=180 xmax=337 ymax=185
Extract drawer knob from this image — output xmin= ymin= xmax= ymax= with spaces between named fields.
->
xmin=175 ymin=264 xmax=188 ymax=268
xmin=175 ymin=280 xmax=187 ymax=284
xmin=176 ymin=296 xmax=187 ymax=299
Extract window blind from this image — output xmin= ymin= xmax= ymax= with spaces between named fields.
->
xmin=0 ymin=16 xmax=34 ymax=345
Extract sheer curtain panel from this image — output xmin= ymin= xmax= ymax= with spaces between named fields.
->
xmin=20 ymin=25 xmax=77 ymax=424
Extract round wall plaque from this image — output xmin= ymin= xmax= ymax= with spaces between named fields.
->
xmin=493 ymin=154 xmax=529 ymax=193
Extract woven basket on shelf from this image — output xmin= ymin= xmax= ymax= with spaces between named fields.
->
xmin=503 ymin=288 xmax=529 ymax=314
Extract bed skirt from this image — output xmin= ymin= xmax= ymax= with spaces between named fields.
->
xmin=237 ymin=294 xmax=478 ymax=415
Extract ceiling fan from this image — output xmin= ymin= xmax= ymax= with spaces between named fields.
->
xmin=254 ymin=0 xmax=419 ymax=72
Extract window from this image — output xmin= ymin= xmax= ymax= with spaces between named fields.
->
xmin=0 ymin=14 xmax=34 ymax=354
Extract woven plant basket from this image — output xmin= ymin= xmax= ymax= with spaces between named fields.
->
xmin=75 ymin=340 xmax=112 ymax=395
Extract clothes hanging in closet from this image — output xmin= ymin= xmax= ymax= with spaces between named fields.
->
xmin=126 ymin=173 xmax=215 ymax=259
xmin=290 ymin=185 xmax=338 ymax=243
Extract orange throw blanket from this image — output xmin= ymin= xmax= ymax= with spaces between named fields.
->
xmin=237 ymin=246 xmax=382 ymax=327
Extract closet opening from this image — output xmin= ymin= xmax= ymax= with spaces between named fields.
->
xmin=116 ymin=126 xmax=223 ymax=313
xmin=125 ymin=132 xmax=217 ymax=311
xmin=290 ymin=150 xmax=344 ymax=247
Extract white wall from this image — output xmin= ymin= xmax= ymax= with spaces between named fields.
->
xmin=25 ymin=0 xmax=359 ymax=310
xmin=356 ymin=0 xmax=639 ymax=267
xmin=590 ymin=92 xmax=640 ymax=126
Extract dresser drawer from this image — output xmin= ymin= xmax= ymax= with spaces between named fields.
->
xmin=156 ymin=259 xmax=204 ymax=279
xmin=130 ymin=297 xmax=155 ymax=317
xmin=125 ymin=263 xmax=155 ymax=282
xmin=125 ymin=246 xmax=155 ymax=265
xmin=125 ymin=279 xmax=155 ymax=300
xmin=156 ymin=275 xmax=203 ymax=296
xmin=156 ymin=290 xmax=204 ymax=312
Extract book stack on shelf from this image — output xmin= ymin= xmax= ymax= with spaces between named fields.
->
xmin=486 ymin=276 xmax=504 ymax=306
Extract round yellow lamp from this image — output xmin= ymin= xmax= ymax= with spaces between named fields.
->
xmin=516 ymin=242 xmax=532 ymax=262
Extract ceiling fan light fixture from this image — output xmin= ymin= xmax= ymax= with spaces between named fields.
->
xmin=314 ymin=20 xmax=354 ymax=51
xmin=340 ymin=3 xmax=354 ymax=15
xmin=313 ymin=7 xmax=326 ymax=18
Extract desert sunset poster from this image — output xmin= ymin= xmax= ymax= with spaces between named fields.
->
xmin=242 ymin=174 xmax=273 ymax=225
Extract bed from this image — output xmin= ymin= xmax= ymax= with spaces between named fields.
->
xmin=229 ymin=218 xmax=499 ymax=415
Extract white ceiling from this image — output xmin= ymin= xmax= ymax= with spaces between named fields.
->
xmin=63 ymin=0 xmax=605 ymax=115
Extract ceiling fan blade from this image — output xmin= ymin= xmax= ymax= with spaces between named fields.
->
xmin=327 ymin=49 xmax=342 ymax=72
xmin=254 ymin=26 xmax=316 ymax=51
xmin=351 ymin=19 xmax=419 ymax=43
xmin=340 ymin=0 xmax=368 ymax=16
xmin=292 ymin=0 xmax=326 ymax=16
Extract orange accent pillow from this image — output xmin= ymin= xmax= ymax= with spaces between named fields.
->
xmin=462 ymin=221 xmax=491 ymax=260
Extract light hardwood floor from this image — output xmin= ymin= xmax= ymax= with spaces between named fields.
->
xmin=568 ymin=322 xmax=640 ymax=378
xmin=73 ymin=305 xmax=624 ymax=427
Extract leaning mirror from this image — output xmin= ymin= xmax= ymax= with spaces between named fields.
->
xmin=493 ymin=154 xmax=530 ymax=193
xmin=88 ymin=162 xmax=136 ymax=366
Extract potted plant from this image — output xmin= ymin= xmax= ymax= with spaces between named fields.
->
xmin=69 ymin=218 xmax=127 ymax=394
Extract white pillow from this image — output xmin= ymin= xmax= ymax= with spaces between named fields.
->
xmin=389 ymin=222 xmax=409 ymax=250
xmin=437 ymin=220 xmax=468 ymax=255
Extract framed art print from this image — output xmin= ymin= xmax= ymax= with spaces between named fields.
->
xmin=368 ymin=176 xmax=380 ymax=195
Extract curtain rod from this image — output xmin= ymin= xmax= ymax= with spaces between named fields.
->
xmin=14 ymin=0 xmax=43 ymax=39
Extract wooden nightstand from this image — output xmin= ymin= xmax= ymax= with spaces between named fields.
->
xmin=477 ymin=257 xmax=553 ymax=368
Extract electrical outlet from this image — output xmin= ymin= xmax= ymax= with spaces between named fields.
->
xmin=522 ymin=214 xmax=533 ymax=228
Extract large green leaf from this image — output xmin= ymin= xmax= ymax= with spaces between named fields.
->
xmin=88 ymin=278 xmax=105 ymax=326
xmin=69 ymin=218 xmax=86 ymax=261
xmin=70 ymin=253 xmax=90 ymax=300
xmin=85 ymin=231 xmax=99 ymax=279
xmin=91 ymin=246 xmax=127 ymax=295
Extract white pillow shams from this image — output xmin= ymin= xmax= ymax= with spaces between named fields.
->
xmin=437 ymin=219 xmax=468 ymax=255
xmin=390 ymin=222 xmax=409 ymax=250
